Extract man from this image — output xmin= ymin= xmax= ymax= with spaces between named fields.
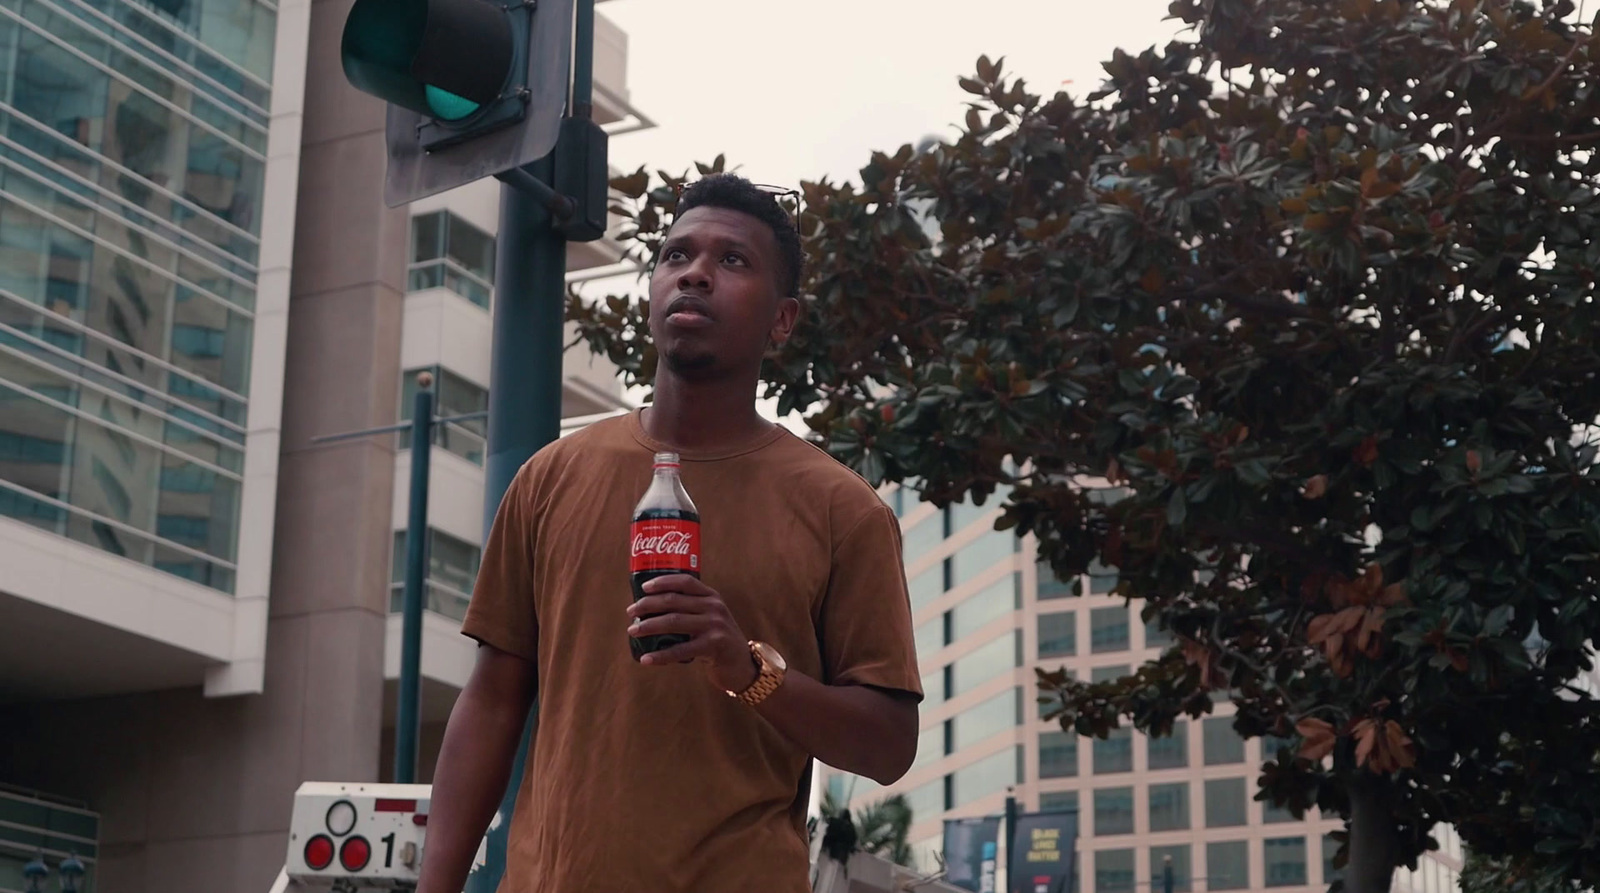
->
xmin=416 ymin=174 xmax=922 ymax=893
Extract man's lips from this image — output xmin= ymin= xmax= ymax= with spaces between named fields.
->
xmin=665 ymin=295 xmax=713 ymax=325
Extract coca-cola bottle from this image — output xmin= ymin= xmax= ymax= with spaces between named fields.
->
xmin=629 ymin=451 xmax=700 ymax=660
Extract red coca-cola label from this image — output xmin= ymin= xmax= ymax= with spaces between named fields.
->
xmin=630 ymin=519 xmax=701 ymax=573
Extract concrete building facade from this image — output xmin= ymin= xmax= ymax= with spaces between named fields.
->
xmin=0 ymin=0 xmax=647 ymax=888
xmin=822 ymin=483 xmax=1466 ymax=893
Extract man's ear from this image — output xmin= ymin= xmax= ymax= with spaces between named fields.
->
xmin=769 ymin=296 xmax=802 ymax=347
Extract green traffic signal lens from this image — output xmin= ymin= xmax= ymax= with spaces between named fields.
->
xmin=425 ymin=85 xmax=481 ymax=121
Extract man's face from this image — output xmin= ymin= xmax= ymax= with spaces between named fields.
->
xmin=647 ymin=206 xmax=799 ymax=379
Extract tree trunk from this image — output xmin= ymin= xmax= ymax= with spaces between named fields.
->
xmin=1346 ymin=775 xmax=1399 ymax=893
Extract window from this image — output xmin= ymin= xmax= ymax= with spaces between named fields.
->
xmin=1148 ymin=783 xmax=1190 ymax=832
xmin=1204 ymin=778 xmax=1247 ymax=827
xmin=391 ymin=528 xmax=482 ymax=620
xmin=1092 ymin=665 xmax=1130 ymax=683
xmin=1264 ymin=837 xmax=1308 ymax=887
xmin=909 ymin=565 xmax=944 ymax=612
xmin=949 ymin=497 xmax=993 ymax=533
xmin=1090 ymin=607 xmax=1130 ymax=653
xmin=913 ymin=729 xmax=945 ymax=768
xmin=1207 ymin=842 xmax=1249 ymax=891
xmin=1040 ymin=790 xmax=1078 ymax=813
xmin=1039 ymin=731 xmax=1078 ymax=778
xmin=902 ymin=514 xmax=945 ymax=562
xmin=951 ymin=746 xmax=1019 ymax=807
xmin=954 ymin=687 xmax=1020 ymax=750
xmin=1144 ymin=615 xmax=1175 ymax=649
xmin=921 ymin=669 xmax=945 ymax=706
xmin=1093 ymin=728 xmax=1132 ymax=774
xmin=1093 ymin=787 xmax=1134 ymax=835
xmin=885 ymin=486 xmax=906 ymax=517
xmin=409 ymin=211 xmax=495 ymax=307
xmin=952 ymin=530 xmax=1018 ymax=586
xmin=1037 ymin=559 xmax=1078 ymax=599
xmin=1203 ymin=718 xmax=1245 ymax=765
xmin=952 ymin=574 xmax=1019 ymax=639
xmin=1318 ymin=838 xmax=1344 ymax=889
xmin=1088 ymin=559 xmax=1119 ymax=594
xmin=1263 ymin=798 xmax=1298 ymax=824
xmin=400 ymin=366 xmax=488 ymax=465
xmin=905 ymin=777 xmax=947 ymax=820
xmin=1038 ymin=611 xmax=1076 ymax=658
xmin=1151 ymin=845 xmax=1193 ymax=893
xmin=952 ymin=631 xmax=1020 ymax=696
xmin=915 ymin=615 xmax=945 ymax=657
xmin=1147 ymin=721 xmax=1188 ymax=770
xmin=1095 ymin=849 xmax=1135 ymax=893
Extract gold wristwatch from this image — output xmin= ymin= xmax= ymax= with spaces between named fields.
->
xmin=728 ymin=640 xmax=787 ymax=706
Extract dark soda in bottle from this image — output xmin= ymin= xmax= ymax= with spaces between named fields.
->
xmin=629 ymin=451 xmax=700 ymax=660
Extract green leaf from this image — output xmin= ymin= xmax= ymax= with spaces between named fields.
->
xmin=1167 ymin=487 xmax=1188 ymax=526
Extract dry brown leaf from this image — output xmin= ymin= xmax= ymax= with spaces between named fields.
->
xmin=1308 ymin=607 xmax=1365 ymax=646
xmin=1356 ymin=606 xmax=1387 ymax=658
xmin=1354 ymin=435 xmax=1380 ymax=466
xmin=1382 ymin=721 xmax=1417 ymax=771
xmin=1106 ymin=457 xmax=1124 ymax=484
xmin=1180 ymin=638 xmax=1226 ymax=690
xmin=1295 ymin=718 xmax=1338 ymax=762
xmin=1302 ymin=474 xmax=1329 ymax=499
xmin=1380 ymin=581 xmax=1407 ymax=607
xmin=1466 ymin=449 xmax=1482 ymax=476
xmin=1352 ymin=718 xmax=1378 ymax=768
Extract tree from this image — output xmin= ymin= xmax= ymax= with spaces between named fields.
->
xmin=569 ymin=1 xmax=1600 ymax=891
xmin=1461 ymin=851 xmax=1591 ymax=893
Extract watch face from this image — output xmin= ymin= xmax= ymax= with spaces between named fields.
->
xmin=754 ymin=641 xmax=787 ymax=672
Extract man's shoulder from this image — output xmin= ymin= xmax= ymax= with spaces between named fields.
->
xmin=512 ymin=412 xmax=635 ymax=492
xmin=764 ymin=430 xmax=896 ymax=533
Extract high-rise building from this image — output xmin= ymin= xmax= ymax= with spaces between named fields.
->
xmin=0 ymin=0 xmax=650 ymax=889
xmin=821 ymin=483 xmax=1465 ymax=893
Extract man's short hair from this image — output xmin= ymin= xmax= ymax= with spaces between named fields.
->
xmin=675 ymin=173 xmax=803 ymax=298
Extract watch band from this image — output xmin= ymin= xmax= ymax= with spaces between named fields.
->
xmin=730 ymin=640 xmax=785 ymax=706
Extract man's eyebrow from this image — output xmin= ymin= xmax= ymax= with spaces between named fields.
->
xmin=661 ymin=232 xmax=761 ymax=258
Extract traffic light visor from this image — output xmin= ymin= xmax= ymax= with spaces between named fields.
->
xmin=342 ymin=0 xmax=515 ymax=121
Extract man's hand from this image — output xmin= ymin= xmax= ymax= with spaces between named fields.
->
xmin=627 ymin=574 xmax=759 ymax=693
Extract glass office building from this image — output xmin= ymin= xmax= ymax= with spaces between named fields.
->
xmin=0 ymin=0 xmax=275 ymax=592
xmin=824 ymin=484 xmax=1465 ymax=893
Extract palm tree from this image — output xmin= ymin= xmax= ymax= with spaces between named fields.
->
xmin=816 ymin=789 xmax=915 ymax=867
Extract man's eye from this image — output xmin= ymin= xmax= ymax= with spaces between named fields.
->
xmin=723 ymin=253 xmax=748 ymax=266
xmin=663 ymin=248 xmax=687 ymax=262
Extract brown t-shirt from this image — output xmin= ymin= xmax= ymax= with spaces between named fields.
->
xmin=460 ymin=409 xmax=922 ymax=893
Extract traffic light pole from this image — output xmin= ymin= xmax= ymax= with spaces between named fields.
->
xmin=467 ymin=3 xmax=598 ymax=889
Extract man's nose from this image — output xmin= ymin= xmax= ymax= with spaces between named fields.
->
xmin=677 ymin=256 xmax=713 ymax=291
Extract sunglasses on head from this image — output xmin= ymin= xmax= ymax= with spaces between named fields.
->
xmin=672 ymin=180 xmax=803 ymax=233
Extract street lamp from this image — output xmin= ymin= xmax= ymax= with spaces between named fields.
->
xmin=22 ymin=853 xmax=46 ymax=893
xmin=59 ymin=854 xmax=85 ymax=893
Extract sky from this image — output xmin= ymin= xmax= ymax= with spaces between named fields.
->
xmin=593 ymin=0 xmax=1187 ymax=426
xmin=601 ymin=0 xmax=1186 ymax=187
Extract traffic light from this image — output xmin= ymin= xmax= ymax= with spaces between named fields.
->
xmin=341 ymin=0 xmax=575 ymax=206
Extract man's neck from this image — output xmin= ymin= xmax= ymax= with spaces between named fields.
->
xmin=643 ymin=371 xmax=773 ymax=453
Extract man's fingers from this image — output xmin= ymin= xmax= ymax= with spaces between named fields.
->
xmin=629 ymin=611 xmax=714 ymax=639
xmin=639 ymin=637 xmax=720 ymax=666
xmin=639 ymin=574 xmax=715 ymax=597
xmin=629 ymin=593 xmax=720 ymax=618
